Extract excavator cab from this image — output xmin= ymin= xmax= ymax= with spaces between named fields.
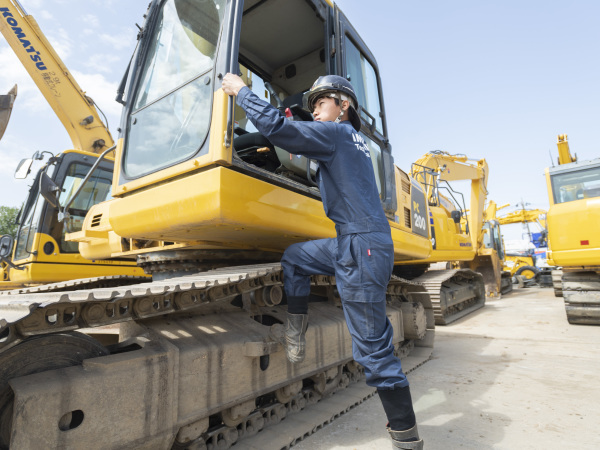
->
xmin=481 ymin=220 xmax=505 ymax=260
xmin=1 ymin=151 xmax=143 ymax=288
xmin=82 ymin=0 xmax=417 ymax=263
xmin=118 ymin=0 xmax=392 ymax=195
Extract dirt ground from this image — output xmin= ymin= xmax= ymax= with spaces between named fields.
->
xmin=293 ymin=286 xmax=600 ymax=449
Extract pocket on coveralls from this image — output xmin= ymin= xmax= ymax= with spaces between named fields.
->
xmin=359 ymin=233 xmax=394 ymax=289
xmin=336 ymin=234 xmax=358 ymax=267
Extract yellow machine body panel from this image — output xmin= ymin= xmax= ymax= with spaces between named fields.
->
xmin=1 ymin=232 xmax=144 ymax=289
xmin=546 ymin=197 xmax=600 ymax=267
xmin=74 ymin=166 xmax=432 ymax=262
xmin=410 ymin=204 xmax=474 ymax=264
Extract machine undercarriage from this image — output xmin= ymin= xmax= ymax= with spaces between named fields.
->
xmin=412 ymin=269 xmax=486 ymax=325
xmin=561 ymin=269 xmax=600 ymax=325
xmin=0 ymin=263 xmax=434 ymax=449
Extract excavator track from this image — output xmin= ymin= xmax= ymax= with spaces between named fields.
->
xmin=562 ymin=270 xmax=600 ymax=325
xmin=0 ymin=263 xmax=435 ymax=449
xmin=1 ymin=275 xmax=149 ymax=295
xmin=0 ymin=264 xmax=284 ymax=351
xmin=552 ymin=269 xmax=563 ymax=297
xmin=229 ymin=347 xmax=431 ymax=450
xmin=500 ymin=271 xmax=513 ymax=295
xmin=413 ymin=269 xmax=485 ymax=325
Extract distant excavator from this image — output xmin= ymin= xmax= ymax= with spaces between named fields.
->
xmin=497 ymin=206 xmax=550 ymax=285
xmin=546 ymin=134 xmax=600 ymax=324
xmin=0 ymin=0 xmax=146 ymax=289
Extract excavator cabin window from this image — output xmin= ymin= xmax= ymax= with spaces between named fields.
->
xmin=123 ymin=0 xmax=226 ymax=178
xmin=52 ymin=163 xmax=113 ymax=253
xmin=551 ymin=165 xmax=600 ymax=204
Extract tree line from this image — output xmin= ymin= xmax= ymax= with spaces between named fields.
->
xmin=0 ymin=206 xmax=19 ymax=238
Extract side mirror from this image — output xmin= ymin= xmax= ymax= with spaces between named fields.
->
xmin=14 ymin=158 xmax=33 ymax=179
xmin=0 ymin=235 xmax=13 ymax=259
xmin=450 ymin=210 xmax=461 ymax=224
xmin=40 ymin=172 xmax=61 ymax=208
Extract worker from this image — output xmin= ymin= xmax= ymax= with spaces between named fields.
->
xmin=222 ymin=73 xmax=423 ymax=449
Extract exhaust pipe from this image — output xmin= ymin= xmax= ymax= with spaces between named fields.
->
xmin=0 ymin=84 xmax=18 ymax=141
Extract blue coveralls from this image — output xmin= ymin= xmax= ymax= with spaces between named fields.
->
xmin=236 ymin=87 xmax=408 ymax=389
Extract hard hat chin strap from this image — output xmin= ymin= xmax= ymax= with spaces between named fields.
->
xmin=334 ymin=93 xmax=348 ymax=123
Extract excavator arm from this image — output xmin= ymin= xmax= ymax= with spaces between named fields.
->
xmin=498 ymin=209 xmax=547 ymax=227
xmin=0 ymin=0 xmax=113 ymax=153
xmin=557 ymin=134 xmax=576 ymax=165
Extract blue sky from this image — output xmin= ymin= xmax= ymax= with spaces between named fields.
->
xmin=1 ymin=0 xmax=598 ymax=241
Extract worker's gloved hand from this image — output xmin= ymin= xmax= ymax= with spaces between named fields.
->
xmin=222 ymin=73 xmax=247 ymax=96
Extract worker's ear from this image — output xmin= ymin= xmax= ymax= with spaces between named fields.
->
xmin=341 ymin=99 xmax=349 ymax=112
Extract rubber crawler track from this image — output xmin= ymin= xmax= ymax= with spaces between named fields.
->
xmin=413 ymin=269 xmax=486 ymax=325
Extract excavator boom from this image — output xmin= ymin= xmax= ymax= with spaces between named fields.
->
xmin=0 ymin=0 xmax=113 ymax=152
xmin=0 ymin=1 xmax=143 ymax=289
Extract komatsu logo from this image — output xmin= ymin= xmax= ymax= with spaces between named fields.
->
xmin=1 ymin=7 xmax=48 ymax=71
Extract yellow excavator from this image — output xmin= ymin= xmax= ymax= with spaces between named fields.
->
xmin=0 ymin=1 xmax=490 ymax=448
xmin=0 ymin=0 xmax=146 ymax=289
xmin=497 ymin=207 xmax=549 ymax=284
xmin=464 ymin=199 xmax=513 ymax=296
xmin=397 ymin=151 xmax=489 ymax=322
xmin=546 ymin=134 xmax=600 ymax=324
xmin=406 ymin=152 xmax=514 ymax=301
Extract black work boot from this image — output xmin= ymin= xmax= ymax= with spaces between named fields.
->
xmin=378 ymin=386 xmax=423 ymax=449
xmin=284 ymin=312 xmax=308 ymax=363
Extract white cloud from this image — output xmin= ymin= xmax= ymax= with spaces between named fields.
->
xmin=83 ymin=53 xmax=121 ymax=74
xmin=45 ymin=27 xmax=73 ymax=61
xmin=99 ymin=32 xmax=136 ymax=51
xmin=0 ymin=45 xmax=47 ymax=111
xmin=39 ymin=10 xmax=53 ymax=20
xmin=81 ymin=14 xmax=100 ymax=29
xmin=0 ymin=134 xmax=38 ymax=207
xmin=21 ymin=0 xmax=43 ymax=10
